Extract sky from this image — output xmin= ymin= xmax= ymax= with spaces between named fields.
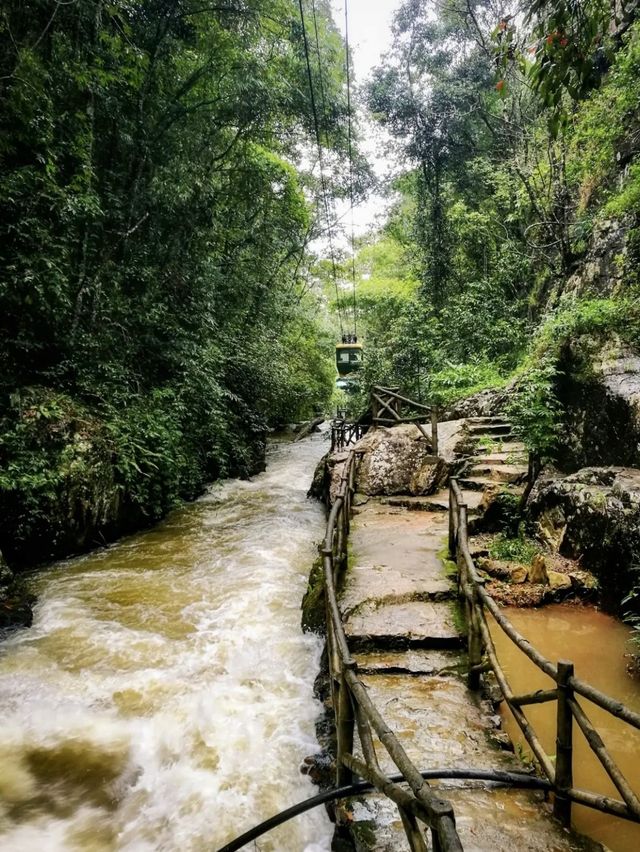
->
xmin=330 ymin=0 xmax=400 ymax=238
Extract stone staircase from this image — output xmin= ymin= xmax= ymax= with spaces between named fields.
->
xmin=335 ymin=417 xmax=598 ymax=851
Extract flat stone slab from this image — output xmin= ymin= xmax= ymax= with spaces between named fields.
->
xmin=340 ymin=563 xmax=452 ymax=616
xmin=349 ymin=503 xmax=449 ymax=569
xmin=468 ymin=463 xmax=528 ymax=483
xmin=344 ymin=600 xmax=462 ymax=649
xmin=381 ymin=494 xmax=449 ymax=512
xmin=354 ymin=648 xmax=464 ymax=677
xmin=473 ymin=451 xmax=527 ymax=465
xmin=359 ymin=673 xmax=514 ymax=771
xmin=382 ymin=489 xmax=484 ymax=514
xmin=460 ymin=476 xmax=526 ymax=493
xmin=468 ymin=423 xmax=513 ymax=436
xmin=345 ymin=673 xmax=600 ymax=850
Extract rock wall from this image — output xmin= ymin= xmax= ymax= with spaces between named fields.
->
xmin=560 ymin=217 xmax=637 ymax=301
xmin=557 ymin=335 xmax=640 ymax=471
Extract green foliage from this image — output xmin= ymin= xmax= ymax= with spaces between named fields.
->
xmin=507 ymin=359 xmax=563 ymax=460
xmin=490 ymin=528 xmax=541 ymax=564
xmin=0 ymin=0 xmax=351 ymax=563
xmin=429 ymin=363 xmax=508 ymax=406
xmin=494 ymin=0 xmax=626 ymax=134
xmin=604 ymin=163 xmax=640 ymax=218
xmin=568 ymin=21 xmax=640 ymax=212
xmin=527 ymin=0 xmax=614 ymax=106
xmin=508 ymin=297 xmax=640 ymax=458
xmin=622 ymin=569 xmax=640 ymax=657
xmin=352 ymin=0 xmax=640 ymax=474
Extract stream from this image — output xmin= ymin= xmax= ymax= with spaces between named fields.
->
xmin=491 ymin=605 xmax=640 ymax=852
xmin=0 ymin=436 xmax=333 ymax=851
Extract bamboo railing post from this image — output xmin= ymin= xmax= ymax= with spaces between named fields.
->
xmin=371 ymin=390 xmax=379 ymax=426
xmin=336 ymin=670 xmax=355 ymax=787
xmin=431 ymin=406 xmax=439 ymax=457
xmin=554 ymin=660 xmax=574 ymax=826
xmin=467 ymin=586 xmax=482 ymax=691
xmin=431 ymin=825 xmax=443 ymax=852
xmin=398 ymin=808 xmax=429 ymax=852
xmin=448 ymin=481 xmax=456 ymax=557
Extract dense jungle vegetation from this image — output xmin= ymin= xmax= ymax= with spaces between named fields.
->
xmin=1 ymin=0 xmax=640 ymax=569
xmin=0 ymin=0 xmax=366 ymax=564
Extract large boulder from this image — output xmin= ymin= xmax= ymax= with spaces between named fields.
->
xmin=308 ymin=451 xmax=349 ymax=505
xmin=440 ymin=385 xmax=515 ymax=421
xmin=527 ymin=466 xmax=640 ymax=611
xmin=354 ymin=424 xmax=447 ymax=497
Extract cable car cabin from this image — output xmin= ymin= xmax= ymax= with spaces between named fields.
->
xmin=336 ymin=341 xmax=363 ymax=377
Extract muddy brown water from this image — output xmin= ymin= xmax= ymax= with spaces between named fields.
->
xmin=491 ymin=605 xmax=640 ymax=852
xmin=0 ymin=437 xmax=333 ymax=851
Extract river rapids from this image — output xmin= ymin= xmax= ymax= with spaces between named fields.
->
xmin=0 ymin=436 xmax=333 ymax=851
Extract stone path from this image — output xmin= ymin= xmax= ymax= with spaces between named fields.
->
xmin=337 ymin=417 xmax=599 ymax=851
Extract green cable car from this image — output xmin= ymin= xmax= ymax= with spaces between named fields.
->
xmin=336 ymin=334 xmax=363 ymax=378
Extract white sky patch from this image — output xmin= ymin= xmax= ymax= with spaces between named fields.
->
xmin=330 ymin=0 xmax=400 ymax=244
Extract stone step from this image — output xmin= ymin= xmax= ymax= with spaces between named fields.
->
xmin=472 ymin=451 xmax=527 ymax=466
xmin=347 ymin=502 xmax=449 ymax=566
xmin=381 ymin=495 xmax=448 ymax=512
xmin=340 ymin=562 xmax=453 ymax=616
xmin=467 ymin=423 xmax=513 ymax=436
xmin=472 ymin=439 xmax=525 ymax=454
xmin=383 ymin=489 xmax=484 ymax=515
xmin=467 ymin=464 xmax=528 ymax=484
xmin=344 ymin=672 xmax=599 ymax=851
xmin=458 ymin=476 xmax=526 ymax=493
xmin=344 ymin=600 xmax=463 ymax=651
xmin=354 ymin=648 xmax=464 ymax=678
xmin=466 ymin=414 xmax=509 ymax=423
xmin=347 ymin=786 xmax=598 ymax=852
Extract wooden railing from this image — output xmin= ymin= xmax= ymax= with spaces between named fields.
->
xmin=449 ymin=477 xmax=640 ymax=827
xmin=330 ymin=420 xmax=367 ymax=453
xmin=370 ymin=386 xmax=439 ymax=454
xmin=322 ymin=449 xmax=463 ymax=851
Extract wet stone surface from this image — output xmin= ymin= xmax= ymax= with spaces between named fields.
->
xmin=337 ymin=428 xmax=601 ymax=850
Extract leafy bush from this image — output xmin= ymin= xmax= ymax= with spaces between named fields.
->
xmin=490 ymin=528 xmax=541 ymax=564
xmin=429 ymin=362 xmax=508 ymax=406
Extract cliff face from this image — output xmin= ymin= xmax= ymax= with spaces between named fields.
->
xmin=547 ymin=212 xmax=640 ymax=471
xmin=561 ymin=216 xmax=638 ymax=301
xmin=557 ymin=335 xmax=640 ymax=471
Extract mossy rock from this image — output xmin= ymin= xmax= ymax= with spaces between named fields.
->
xmin=301 ymin=557 xmax=326 ymax=634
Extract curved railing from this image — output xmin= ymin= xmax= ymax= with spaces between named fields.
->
xmin=321 ymin=448 xmax=463 ymax=851
xmin=449 ymin=477 xmax=640 ymax=826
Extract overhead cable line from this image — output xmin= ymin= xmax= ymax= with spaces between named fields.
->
xmin=343 ymin=0 xmax=358 ymax=337
xmin=297 ymin=0 xmax=344 ymax=335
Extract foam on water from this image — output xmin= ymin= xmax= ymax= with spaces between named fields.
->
xmin=0 ymin=436 xmax=333 ymax=851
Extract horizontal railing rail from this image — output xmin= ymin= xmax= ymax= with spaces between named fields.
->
xmin=449 ymin=476 xmax=640 ymax=827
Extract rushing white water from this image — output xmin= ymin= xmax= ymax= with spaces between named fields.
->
xmin=0 ymin=436 xmax=333 ymax=852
